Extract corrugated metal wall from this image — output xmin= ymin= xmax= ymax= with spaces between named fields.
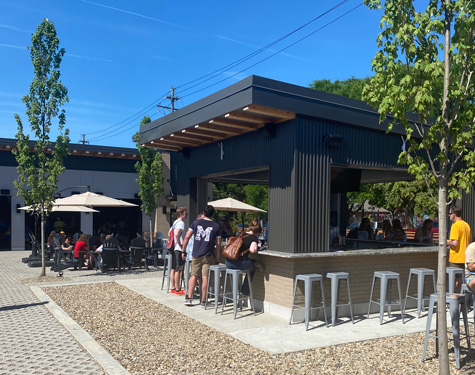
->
xmin=175 ymin=114 xmax=420 ymax=253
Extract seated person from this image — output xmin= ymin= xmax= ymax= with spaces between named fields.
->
xmin=387 ymin=219 xmax=407 ymax=241
xmin=375 ymin=219 xmax=392 ymax=240
xmin=415 ymin=219 xmax=433 ymax=243
xmin=347 ymin=217 xmax=374 ymax=239
xmin=74 ymin=233 xmax=93 ymax=268
xmin=61 ymin=236 xmax=73 ymax=251
xmin=465 ymin=241 xmax=475 ymax=292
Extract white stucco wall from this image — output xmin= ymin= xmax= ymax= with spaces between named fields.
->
xmin=1 ymin=165 xmax=145 ymax=251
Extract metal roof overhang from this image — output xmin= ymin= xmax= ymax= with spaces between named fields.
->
xmin=139 ymin=75 xmax=401 ymax=152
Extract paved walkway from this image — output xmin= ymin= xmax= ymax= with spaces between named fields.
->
xmin=0 ymin=251 xmax=441 ymax=374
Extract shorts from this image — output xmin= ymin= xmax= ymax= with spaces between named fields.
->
xmin=171 ymin=250 xmax=184 ymax=271
xmin=465 ymin=271 xmax=475 ymax=285
xmin=191 ymin=255 xmax=215 ymax=278
xmin=449 ymin=262 xmax=465 ymax=271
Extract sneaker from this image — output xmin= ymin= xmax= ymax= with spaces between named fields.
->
xmin=170 ymin=289 xmax=176 ymax=294
xmin=200 ymin=301 xmax=206 ymax=307
xmin=184 ymin=298 xmax=193 ymax=306
xmin=254 ymin=261 xmax=265 ymax=273
xmin=175 ymin=289 xmax=186 ymax=295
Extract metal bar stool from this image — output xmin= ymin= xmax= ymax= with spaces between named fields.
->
xmin=326 ymin=272 xmax=354 ymax=326
xmin=205 ymin=264 xmax=227 ymax=313
xmin=161 ymin=252 xmax=173 ymax=292
xmin=289 ymin=273 xmax=328 ymax=330
xmin=404 ymin=268 xmax=436 ymax=318
xmin=446 ymin=267 xmax=464 ymax=293
xmin=368 ymin=271 xmax=405 ymax=324
xmin=221 ymin=268 xmax=256 ymax=319
xmin=422 ymin=292 xmax=471 ymax=369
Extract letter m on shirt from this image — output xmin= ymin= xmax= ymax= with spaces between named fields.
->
xmin=195 ymin=225 xmax=213 ymax=242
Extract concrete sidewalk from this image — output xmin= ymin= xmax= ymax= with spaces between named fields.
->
xmin=1 ymin=250 xmax=441 ymax=374
xmin=117 ymin=278 xmax=435 ymax=355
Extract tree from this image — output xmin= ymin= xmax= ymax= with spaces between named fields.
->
xmin=135 ymin=116 xmax=164 ymax=247
xmin=13 ymin=18 xmax=70 ymax=277
xmin=363 ymin=1 xmax=475 ymax=373
xmin=309 ymin=76 xmax=372 ymax=100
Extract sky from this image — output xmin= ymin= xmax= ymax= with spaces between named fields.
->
xmin=1 ymin=0 xmax=385 ymax=149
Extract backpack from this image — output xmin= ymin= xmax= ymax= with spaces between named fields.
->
xmin=167 ymin=223 xmax=176 ymax=251
xmin=222 ymin=232 xmax=250 ymax=260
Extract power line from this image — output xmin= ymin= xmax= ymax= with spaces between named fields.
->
xmin=180 ymin=3 xmax=364 ymax=100
xmin=86 ymin=1 xmax=362 ymax=144
xmin=175 ymin=0 xmax=351 ymax=95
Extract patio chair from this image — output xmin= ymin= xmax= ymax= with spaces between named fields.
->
xmin=124 ymin=236 xmax=146 ymax=270
xmin=100 ymin=237 xmax=121 ymax=273
xmin=100 ymin=249 xmax=120 ymax=273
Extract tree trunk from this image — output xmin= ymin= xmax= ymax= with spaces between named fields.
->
xmin=40 ymin=213 xmax=46 ymax=277
xmin=437 ymin=181 xmax=449 ymax=374
xmin=149 ymin=218 xmax=153 ymax=248
xmin=438 ymin=1 xmax=452 ymax=373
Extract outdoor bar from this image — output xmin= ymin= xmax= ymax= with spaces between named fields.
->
xmin=139 ymin=75 xmax=473 ymax=320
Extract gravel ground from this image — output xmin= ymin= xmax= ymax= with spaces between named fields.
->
xmin=43 ymin=282 xmax=475 ymax=375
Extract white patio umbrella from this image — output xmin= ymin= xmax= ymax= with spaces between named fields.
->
xmin=19 ymin=205 xmax=99 ymax=213
xmin=207 ymin=197 xmax=266 ymax=213
xmin=52 ymin=191 xmax=137 ymax=207
xmin=207 ymin=197 xmax=266 ymax=232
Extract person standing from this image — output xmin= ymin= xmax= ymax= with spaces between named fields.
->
xmin=447 ymin=206 xmax=472 ymax=292
xmin=170 ymin=207 xmax=187 ymax=295
xmin=182 ymin=205 xmax=221 ymax=306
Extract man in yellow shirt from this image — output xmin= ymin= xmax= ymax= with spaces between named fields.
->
xmin=447 ymin=206 xmax=471 ymax=292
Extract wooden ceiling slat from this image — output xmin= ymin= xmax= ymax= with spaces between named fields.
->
xmin=224 ymin=111 xmax=267 ymax=124
xmin=173 ymin=131 xmax=213 ymax=142
xmin=209 ymin=118 xmax=258 ymax=130
xmin=243 ymin=104 xmax=295 ymax=120
xmin=159 ymin=136 xmax=202 ymax=146
xmin=188 ymin=127 xmax=227 ymax=138
xmin=198 ymin=123 xmax=242 ymax=134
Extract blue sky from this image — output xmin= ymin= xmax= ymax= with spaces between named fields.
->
xmin=1 ymin=0 xmax=384 ymax=148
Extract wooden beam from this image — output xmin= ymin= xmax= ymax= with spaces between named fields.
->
xmin=159 ymin=136 xmax=202 ymax=146
xmin=243 ymin=104 xmax=295 ymax=120
xmin=198 ymin=123 xmax=242 ymax=135
xmin=174 ymin=130 xmax=215 ymax=142
xmin=170 ymin=133 xmax=206 ymax=145
xmin=209 ymin=118 xmax=258 ymax=130
xmin=224 ymin=111 xmax=266 ymax=124
xmin=183 ymin=128 xmax=221 ymax=141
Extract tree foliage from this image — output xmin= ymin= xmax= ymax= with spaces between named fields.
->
xmin=362 ymin=1 xmax=475 ymax=372
xmin=309 ymin=76 xmax=372 ymax=100
xmin=135 ymin=116 xmax=164 ymax=245
xmin=12 ymin=18 xmax=70 ymax=276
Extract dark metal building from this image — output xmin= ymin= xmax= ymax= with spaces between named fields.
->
xmin=139 ymin=75 xmax=466 ymax=253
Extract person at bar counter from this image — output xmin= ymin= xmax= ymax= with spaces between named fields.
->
xmin=182 ymin=205 xmax=222 ymax=307
xmin=387 ymin=219 xmax=407 ymax=241
xmin=415 ymin=219 xmax=433 ymax=243
xmin=347 ymin=217 xmax=374 ymax=239
xmin=375 ymin=219 xmax=392 ymax=240
xmin=224 ymin=221 xmax=265 ymax=297
xmin=447 ymin=206 xmax=471 ymax=293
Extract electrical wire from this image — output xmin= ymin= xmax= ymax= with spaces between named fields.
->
xmin=87 ymin=1 xmax=362 ymax=143
xmin=174 ymin=0 xmax=351 ymax=95
xmin=180 ymin=3 xmax=364 ymax=99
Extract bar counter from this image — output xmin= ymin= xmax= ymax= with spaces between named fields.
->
xmin=252 ymin=244 xmax=439 ymax=319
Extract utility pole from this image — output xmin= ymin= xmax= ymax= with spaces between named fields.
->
xmin=158 ymin=86 xmax=180 ymax=113
xmin=78 ymin=134 xmax=89 ymax=144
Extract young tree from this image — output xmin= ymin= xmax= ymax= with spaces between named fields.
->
xmin=13 ymin=18 xmax=70 ymax=276
xmin=135 ymin=116 xmax=164 ymax=247
xmin=309 ymin=76 xmax=372 ymax=100
xmin=363 ymin=1 xmax=475 ymax=373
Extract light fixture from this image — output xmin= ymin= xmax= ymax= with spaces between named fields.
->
xmin=323 ymin=133 xmax=344 ymax=147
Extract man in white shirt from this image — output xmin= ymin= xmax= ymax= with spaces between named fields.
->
xmin=170 ymin=207 xmax=187 ymax=295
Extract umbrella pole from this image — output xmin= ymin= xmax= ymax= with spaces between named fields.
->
xmin=241 ymin=212 xmax=245 ymax=232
